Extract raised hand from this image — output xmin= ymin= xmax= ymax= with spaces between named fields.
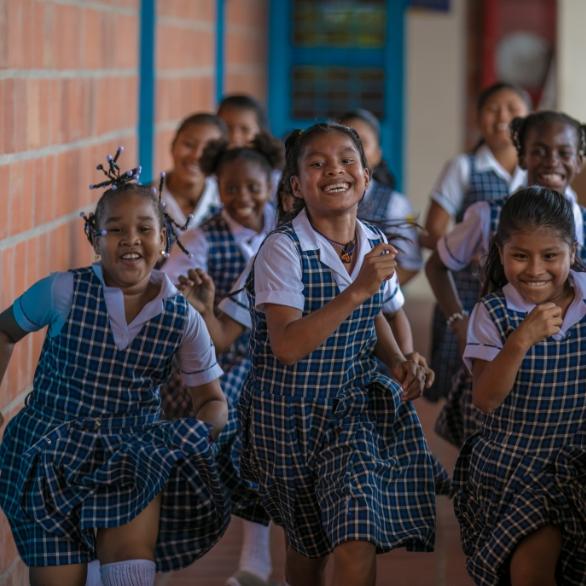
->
xmin=177 ymin=268 xmax=216 ymax=317
xmin=514 ymin=302 xmax=563 ymax=349
xmin=390 ymin=356 xmax=427 ymax=401
xmin=351 ymin=243 xmax=397 ymax=299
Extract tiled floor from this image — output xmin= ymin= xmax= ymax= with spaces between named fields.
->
xmin=158 ymin=288 xmax=475 ymax=586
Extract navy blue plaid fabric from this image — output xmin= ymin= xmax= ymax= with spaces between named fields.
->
xmin=161 ymin=212 xmax=268 ymax=524
xmin=453 ymin=291 xmax=586 ymax=585
xmin=427 ymin=156 xmax=510 ymax=401
xmin=0 ymin=268 xmax=229 ymax=569
xmin=239 ymin=223 xmax=437 ymax=558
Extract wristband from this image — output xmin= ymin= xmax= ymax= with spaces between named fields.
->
xmin=446 ymin=310 xmax=468 ymax=328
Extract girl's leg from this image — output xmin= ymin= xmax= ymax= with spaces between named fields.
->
xmin=227 ymin=519 xmax=272 ymax=585
xmin=96 ymin=495 xmax=161 ymax=586
xmin=510 ymin=525 xmax=562 ymax=586
xmin=285 ymin=545 xmax=327 ymax=586
xmin=331 ymin=541 xmax=376 ymax=586
xmin=30 ymin=564 xmax=87 ymax=586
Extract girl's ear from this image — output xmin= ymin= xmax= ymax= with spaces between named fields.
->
xmin=575 ymin=152 xmax=584 ymax=175
xmin=363 ymin=166 xmax=370 ymax=189
xmin=160 ymin=226 xmax=168 ymax=251
xmin=497 ymin=243 xmax=505 ymax=266
xmin=571 ymin=241 xmax=577 ymax=266
xmin=290 ymin=175 xmax=302 ymax=199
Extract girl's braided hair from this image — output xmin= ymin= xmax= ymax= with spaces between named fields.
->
xmin=81 ymin=147 xmax=192 ymax=257
xmin=510 ymin=110 xmax=586 ymax=158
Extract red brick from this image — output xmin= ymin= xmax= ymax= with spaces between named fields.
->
xmin=1 ymin=80 xmax=15 ymax=154
xmin=0 ymin=165 xmax=9 ymax=239
xmin=5 ymin=0 xmax=24 ymax=69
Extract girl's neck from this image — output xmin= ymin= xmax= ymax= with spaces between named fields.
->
xmin=488 ymin=143 xmax=518 ymax=175
xmin=306 ymin=209 xmax=357 ymax=244
xmin=166 ymin=171 xmax=206 ymax=215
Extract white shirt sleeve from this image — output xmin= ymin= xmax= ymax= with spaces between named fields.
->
xmin=254 ymin=233 xmax=304 ymax=311
xmin=436 ymin=201 xmax=489 ymax=271
xmin=217 ymin=260 xmax=252 ymax=329
xmin=177 ymin=305 xmax=223 ymax=387
xmin=429 ymin=154 xmax=470 ymax=217
xmin=386 ymin=195 xmax=423 ymax=271
xmin=462 ymin=302 xmax=503 ymax=372
xmin=162 ymin=228 xmax=209 ymax=284
xmin=381 ymin=272 xmax=405 ymax=314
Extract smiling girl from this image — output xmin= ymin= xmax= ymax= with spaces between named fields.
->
xmin=238 ymin=123 xmax=437 ymax=586
xmin=0 ymin=152 xmax=228 ymax=586
xmin=453 ymin=187 xmax=586 ymax=585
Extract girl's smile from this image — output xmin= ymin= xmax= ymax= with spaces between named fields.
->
xmin=291 ymin=130 xmax=369 ymax=216
xmin=522 ymin=121 xmax=584 ymax=193
xmin=479 ymin=88 xmax=529 ymax=151
xmin=171 ymin=123 xmax=224 ymax=185
xmin=499 ymin=226 xmax=575 ymax=307
xmin=217 ymin=158 xmax=271 ymax=232
xmin=95 ymin=192 xmax=165 ymax=292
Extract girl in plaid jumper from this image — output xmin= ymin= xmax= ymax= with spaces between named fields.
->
xmin=163 ymin=133 xmax=284 ymax=586
xmin=0 ymin=152 xmax=228 ymax=586
xmin=453 ymin=187 xmax=586 ymax=585
xmin=239 ymin=123 xmax=438 ymax=586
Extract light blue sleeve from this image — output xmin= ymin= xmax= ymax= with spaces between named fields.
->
xmin=12 ymin=272 xmax=73 ymax=337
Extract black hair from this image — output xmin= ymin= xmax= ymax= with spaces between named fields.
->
xmin=338 ymin=108 xmax=396 ymax=189
xmin=277 ymin=122 xmax=368 ymax=223
xmin=199 ymin=131 xmax=284 ymax=182
xmin=476 ymin=82 xmax=532 ymax=114
xmin=172 ymin=112 xmax=227 ymax=143
xmin=82 ymin=148 xmax=191 ymax=257
xmin=217 ymin=94 xmax=268 ymax=131
xmin=510 ymin=110 xmax=586 ymax=158
xmin=482 ymin=186 xmax=584 ymax=295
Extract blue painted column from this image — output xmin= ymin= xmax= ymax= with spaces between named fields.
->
xmin=215 ymin=0 xmax=226 ymax=104
xmin=138 ymin=0 xmax=156 ymax=182
xmin=384 ymin=0 xmax=407 ymax=191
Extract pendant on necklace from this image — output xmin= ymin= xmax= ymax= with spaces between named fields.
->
xmin=340 ymin=241 xmax=356 ymax=263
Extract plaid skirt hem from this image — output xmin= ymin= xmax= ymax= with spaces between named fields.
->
xmin=454 ymin=437 xmax=586 ymax=585
xmin=1 ymin=412 xmax=230 ymax=571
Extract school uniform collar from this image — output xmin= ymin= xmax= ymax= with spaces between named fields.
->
xmin=161 ymin=177 xmax=217 ymax=228
xmin=221 ymin=204 xmax=276 ymax=243
xmin=503 ymin=270 xmax=586 ymax=337
xmin=475 ymin=144 xmax=526 ymax=187
xmin=292 ymin=208 xmax=380 ymax=283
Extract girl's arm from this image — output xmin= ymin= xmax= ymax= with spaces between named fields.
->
xmin=374 ymin=313 xmax=425 ymax=399
xmin=265 ymin=242 xmax=397 ymax=365
xmin=0 ymin=308 xmax=28 ymax=384
xmin=472 ymin=302 xmax=562 ymax=412
xmin=186 ymin=379 xmax=228 ymax=439
xmin=420 ymin=201 xmax=451 ymax=250
xmin=425 ymin=250 xmax=468 ymax=353
xmin=396 ymin=266 xmax=418 ymax=286
xmin=178 ymin=269 xmax=245 ymax=353
xmin=385 ymin=308 xmax=434 ymax=389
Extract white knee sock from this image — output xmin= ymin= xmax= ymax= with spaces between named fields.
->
xmin=237 ymin=520 xmax=272 ymax=582
xmin=86 ymin=560 xmax=103 ymax=586
xmin=100 ymin=559 xmax=156 ymax=586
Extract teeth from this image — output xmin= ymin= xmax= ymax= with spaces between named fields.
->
xmin=523 ymin=281 xmax=549 ymax=287
xmin=324 ymin=183 xmax=349 ymax=193
xmin=121 ymin=253 xmax=140 ymax=260
xmin=541 ymin=173 xmax=562 ymax=181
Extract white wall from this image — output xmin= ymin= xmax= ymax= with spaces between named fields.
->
xmin=404 ymin=0 xmax=467 ymax=297
xmin=558 ymin=0 xmax=586 ymax=202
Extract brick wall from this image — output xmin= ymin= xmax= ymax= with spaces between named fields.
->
xmin=0 ymin=1 xmax=268 ymax=582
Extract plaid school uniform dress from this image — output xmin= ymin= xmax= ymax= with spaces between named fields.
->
xmin=435 ymin=198 xmax=506 ymax=447
xmin=453 ymin=291 xmax=586 ymax=585
xmin=161 ymin=213 xmax=270 ymax=524
xmin=239 ymin=223 xmax=437 ymax=558
xmin=427 ymin=155 xmax=510 ymax=401
xmin=0 ymin=268 xmax=228 ymax=570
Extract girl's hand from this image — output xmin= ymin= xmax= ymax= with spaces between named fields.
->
xmin=513 ymin=302 xmax=563 ymax=349
xmin=177 ymin=268 xmax=216 ymax=317
xmin=450 ymin=315 xmax=469 ymax=357
xmin=351 ymin=243 xmax=397 ymax=299
xmin=390 ymin=356 xmax=426 ymax=401
xmin=404 ymin=351 xmax=435 ymax=389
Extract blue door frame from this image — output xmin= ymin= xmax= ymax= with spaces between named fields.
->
xmin=267 ymin=0 xmax=408 ymax=190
